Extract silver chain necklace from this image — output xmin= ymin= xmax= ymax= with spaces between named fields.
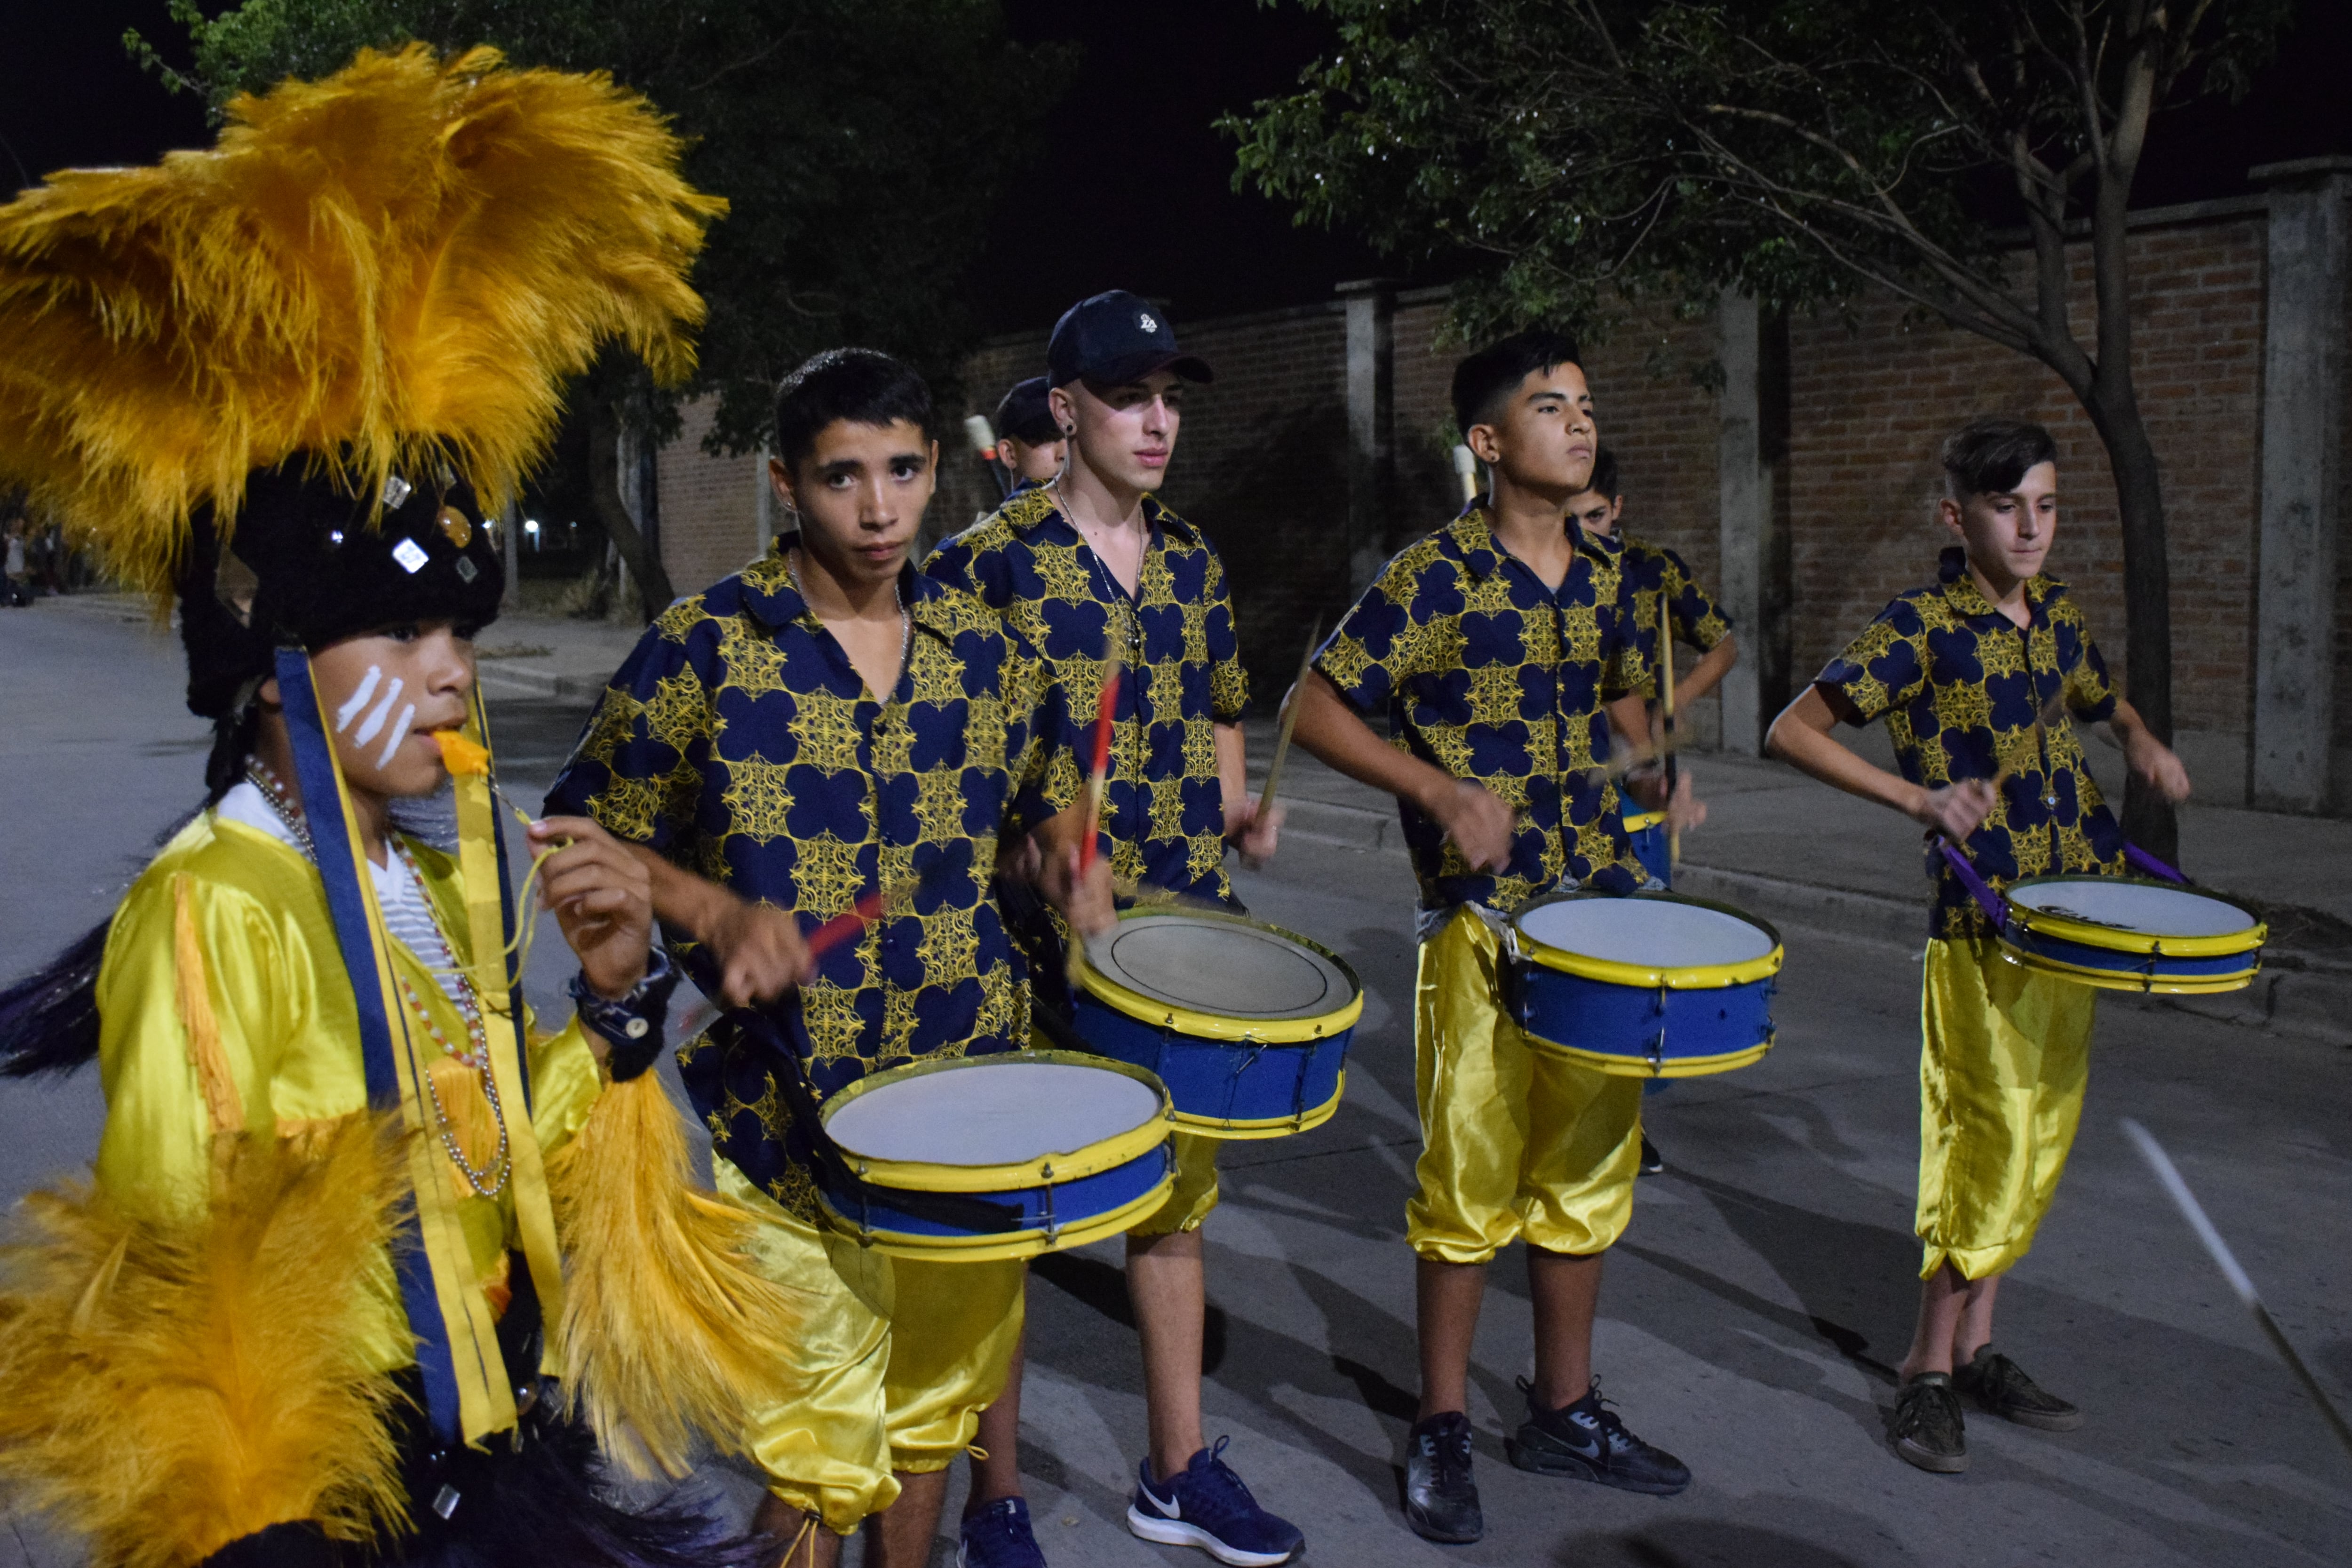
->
xmin=244 ymin=758 xmax=317 ymax=861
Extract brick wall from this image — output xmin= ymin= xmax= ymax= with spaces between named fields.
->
xmin=655 ymin=398 xmax=767 ymax=598
xmin=653 ymin=201 xmax=2341 ymax=803
xmin=1782 ymin=213 xmax=2268 ymax=782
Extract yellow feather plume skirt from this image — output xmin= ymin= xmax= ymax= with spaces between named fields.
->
xmin=544 ymin=1070 xmax=812 ymax=1479
xmin=0 ymin=1117 xmax=413 ymax=1568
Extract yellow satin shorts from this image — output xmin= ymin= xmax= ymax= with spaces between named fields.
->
xmin=1917 ymin=936 xmax=2097 ymax=1281
xmin=718 ymin=1160 xmax=1027 ymax=1534
xmin=1406 ymin=907 xmax=1645 ymax=1265
xmin=1129 ymin=1130 xmax=1219 ymax=1238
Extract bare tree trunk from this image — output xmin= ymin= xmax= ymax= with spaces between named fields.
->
xmin=586 ymin=399 xmax=675 ymax=620
xmin=2090 ymin=403 xmax=2179 ymax=862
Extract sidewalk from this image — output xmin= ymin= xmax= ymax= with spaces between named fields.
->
xmin=1243 ymin=718 xmax=2352 ymax=1046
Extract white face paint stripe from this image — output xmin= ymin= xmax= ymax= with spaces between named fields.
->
xmin=334 ymin=666 xmax=383 ymax=732
xmin=376 ymin=705 xmax=415 ymax=770
xmin=352 ymin=677 xmax=405 ymax=746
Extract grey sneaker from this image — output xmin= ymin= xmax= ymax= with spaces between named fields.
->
xmin=1892 ymin=1373 xmax=1968 ymax=1473
xmin=1954 ymin=1345 xmax=2083 ymax=1432
xmin=1403 ymin=1411 xmax=1483 ymax=1544
xmin=1505 ymin=1377 xmax=1691 ymax=1495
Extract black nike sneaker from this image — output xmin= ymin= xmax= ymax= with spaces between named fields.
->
xmin=1505 ymin=1378 xmax=1691 ymax=1495
xmin=1403 ymin=1411 xmax=1483 ymax=1544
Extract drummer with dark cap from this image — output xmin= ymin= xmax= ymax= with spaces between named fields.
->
xmin=991 ymin=375 xmax=1065 ymax=496
xmin=928 ymin=291 xmax=1301 ymax=1568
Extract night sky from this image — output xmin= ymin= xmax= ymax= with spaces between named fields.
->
xmin=5 ymin=2 xmax=2349 ymax=337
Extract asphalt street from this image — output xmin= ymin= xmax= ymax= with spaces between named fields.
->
xmin=2 ymin=602 xmax=2348 ymax=1567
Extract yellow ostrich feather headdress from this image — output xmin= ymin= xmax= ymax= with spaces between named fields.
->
xmin=0 ymin=43 xmax=727 ymax=599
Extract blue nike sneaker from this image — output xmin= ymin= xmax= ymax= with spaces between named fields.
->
xmin=1125 ymin=1436 xmax=1303 ymax=1566
xmin=958 ymin=1496 xmax=1047 ymax=1568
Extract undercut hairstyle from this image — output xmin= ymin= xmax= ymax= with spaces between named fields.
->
xmin=1941 ymin=416 xmax=2058 ymax=501
xmin=1451 ymin=329 xmax=1584 ymax=436
xmin=772 ymin=348 xmax=938 ymax=473
xmin=1582 ymin=446 xmax=1621 ymax=502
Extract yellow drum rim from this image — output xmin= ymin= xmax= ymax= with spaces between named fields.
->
xmin=1512 ymin=891 xmax=1785 ymax=990
xmin=1070 ymin=907 xmax=1367 ymax=1043
xmin=1997 ymin=945 xmax=2261 ymax=995
xmin=1525 ymin=1034 xmax=1774 ymax=1079
xmin=820 ymin=1171 xmax=1176 ymax=1262
xmin=819 ymin=1049 xmax=1174 ymax=1194
xmin=1621 ymin=809 xmax=1666 ymax=832
xmin=2002 ymin=876 xmax=2268 ymax=959
xmin=1170 ymin=1071 xmax=1346 ymax=1141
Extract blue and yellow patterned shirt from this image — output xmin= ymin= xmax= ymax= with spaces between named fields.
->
xmin=1614 ymin=532 xmax=1732 ymax=665
xmin=1816 ymin=545 xmax=2126 ymax=939
xmin=925 ymin=485 xmax=1250 ymax=903
xmin=543 ymin=541 xmax=1079 ymax=1218
xmin=1315 ymin=508 xmax=1656 ymax=917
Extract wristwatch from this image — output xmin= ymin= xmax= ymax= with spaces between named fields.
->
xmin=568 ymin=946 xmax=681 ymax=1082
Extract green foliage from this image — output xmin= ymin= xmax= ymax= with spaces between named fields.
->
xmin=132 ymin=0 xmax=1077 ymax=452
xmin=1224 ymin=0 xmax=2295 ymax=347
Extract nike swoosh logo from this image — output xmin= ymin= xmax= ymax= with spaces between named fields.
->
xmin=1144 ymin=1485 xmax=1180 ymax=1520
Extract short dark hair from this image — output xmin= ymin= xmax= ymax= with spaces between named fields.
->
xmin=772 ymin=348 xmax=938 ymax=472
xmin=1451 ymin=329 xmax=1583 ymax=436
xmin=1941 ymin=416 xmax=2057 ymax=501
xmin=1579 ymin=446 xmax=1620 ymax=502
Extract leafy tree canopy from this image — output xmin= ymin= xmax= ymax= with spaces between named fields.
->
xmin=1225 ymin=0 xmax=2289 ymax=350
xmin=135 ymin=0 xmax=1078 ymax=454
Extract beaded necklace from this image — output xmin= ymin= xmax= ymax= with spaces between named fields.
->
xmin=241 ymin=756 xmax=511 ymax=1198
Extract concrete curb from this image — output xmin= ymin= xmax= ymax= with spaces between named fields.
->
xmin=1268 ymin=788 xmax=2352 ymax=1049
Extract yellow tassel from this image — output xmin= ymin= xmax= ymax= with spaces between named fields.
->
xmin=172 ymin=874 xmax=245 ymax=1137
xmin=544 ymin=1071 xmax=810 ymax=1478
xmin=423 ymin=1052 xmax=504 ymax=1191
xmin=0 ymin=1117 xmax=413 ymax=1568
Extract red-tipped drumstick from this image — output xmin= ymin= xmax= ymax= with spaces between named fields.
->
xmin=806 ymin=885 xmax=891 ymax=960
xmin=1078 ymin=661 xmax=1121 ymax=873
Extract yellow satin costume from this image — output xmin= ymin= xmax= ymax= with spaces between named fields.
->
xmin=95 ymin=811 xmax=604 ymax=1369
xmin=1407 ymin=909 xmax=1645 ymax=1264
xmin=1916 ymin=937 xmax=2096 ymax=1281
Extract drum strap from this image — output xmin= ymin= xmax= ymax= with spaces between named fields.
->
xmin=1936 ymin=841 xmax=2010 ymax=927
xmin=2123 ymin=844 xmax=2189 ymax=884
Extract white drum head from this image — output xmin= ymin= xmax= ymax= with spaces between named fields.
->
xmin=1515 ymin=897 xmax=1775 ymax=967
xmin=827 ymin=1059 xmax=1160 ymax=1166
xmin=1089 ymin=913 xmax=1356 ymax=1019
xmin=2008 ymin=880 xmax=2256 ymax=938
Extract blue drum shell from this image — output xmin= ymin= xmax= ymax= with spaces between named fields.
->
xmin=1072 ymin=991 xmax=1353 ymax=1135
xmin=1510 ymin=963 xmax=1775 ymax=1076
xmin=820 ymin=1140 xmax=1175 ymax=1243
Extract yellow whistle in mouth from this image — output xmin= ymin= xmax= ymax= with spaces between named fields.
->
xmin=433 ymin=730 xmax=492 ymax=776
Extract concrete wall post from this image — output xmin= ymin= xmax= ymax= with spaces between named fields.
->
xmin=1716 ymin=291 xmax=1789 ymax=754
xmin=2251 ymin=157 xmax=2352 ymax=812
xmin=1338 ymin=279 xmax=1396 ymax=591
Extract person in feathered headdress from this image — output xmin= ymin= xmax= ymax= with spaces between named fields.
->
xmin=0 ymin=44 xmax=818 ymax=1568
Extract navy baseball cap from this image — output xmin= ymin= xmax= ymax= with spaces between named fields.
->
xmin=994 ymin=376 xmax=1060 ymax=445
xmin=1047 ymin=290 xmax=1214 ymax=389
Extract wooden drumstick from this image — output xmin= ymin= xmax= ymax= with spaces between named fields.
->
xmin=806 ymin=876 xmax=925 ymax=960
xmin=1255 ymin=618 xmax=1322 ymax=826
xmin=2122 ymin=1118 xmax=2352 ymax=1461
xmin=1658 ymin=595 xmax=1680 ymax=869
xmin=1452 ymin=444 xmax=1480 ymax=506
xmin=1078 ymin=656 xmax=1122 ymax=875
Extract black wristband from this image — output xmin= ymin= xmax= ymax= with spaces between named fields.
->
xmin=568 ymin=946 xmax=680 ymax=1082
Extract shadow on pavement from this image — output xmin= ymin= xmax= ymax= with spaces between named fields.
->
xmin=1555 ymin=1511 xmax=1902 ymax=1568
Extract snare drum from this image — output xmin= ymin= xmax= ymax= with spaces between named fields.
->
xmin=1508 ymin=891 xmax=1781 ymax=1077
xmin=1997 ymin=876 xmax=2266 ymax=994
xmin=1066 ymin=908 xmax=1363 ymax=1138
xmin=816 ymin=1050 xmax=1175 ymax=1260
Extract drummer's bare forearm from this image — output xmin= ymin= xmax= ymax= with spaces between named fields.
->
xmin=1676 ymin=636 xmax=1738 ymax=709
xmin=2105 ymin=697 xmax=2192 ymax=800
xmin=621 ymin=840 xmax=742 ymax=943
xmin=1214 ymin=721 xmax=1247 ymax=833
xmin=1767 ymin=685 xmax=1931 ymax=825
xmin=1293 ymin=671 xmax=1459 ymax=817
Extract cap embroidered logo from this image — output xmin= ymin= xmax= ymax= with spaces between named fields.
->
xmin=392 ymin=537 xmax=430 ymax=574
xmin=1139 ymin=312 xmax=1158 ymax=333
